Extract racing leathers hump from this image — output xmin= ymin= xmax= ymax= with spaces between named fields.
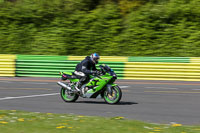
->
xmin=75 ymin=56 xmax=97 ymax=75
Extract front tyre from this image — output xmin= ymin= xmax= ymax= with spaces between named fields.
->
xmin=103 ymin=85 xmax=122 ymax=104
xmin=60 ymin=88 xmax=79 ymax=102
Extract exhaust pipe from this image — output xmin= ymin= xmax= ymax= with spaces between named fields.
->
xmin=57 ymin=81 xmax=71 ymax=90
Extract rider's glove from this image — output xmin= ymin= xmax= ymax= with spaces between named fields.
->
xmin=96 ymin=70 xmax=101 ymax=75
xmin=91 ymin=70 xmax=101 ymax=75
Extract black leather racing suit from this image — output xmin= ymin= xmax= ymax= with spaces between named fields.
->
xmin=75 ymin=56 xmax=97 ymax=87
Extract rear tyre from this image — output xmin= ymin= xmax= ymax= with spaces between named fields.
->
xmin=103 ymin=85 xmax=122 ymax=104
xmin=60 ymin=88 xmax=79 ymax=102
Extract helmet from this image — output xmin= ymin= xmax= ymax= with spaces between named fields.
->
xmin=90 ymin=53 xmax=100 ymax=64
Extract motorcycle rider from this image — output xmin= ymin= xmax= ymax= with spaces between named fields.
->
xmin=74 ymin=53 xmax=100 ymax=94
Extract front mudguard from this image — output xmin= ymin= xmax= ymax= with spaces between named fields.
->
xmin=106 ymin=84 xmax=118 ymax=95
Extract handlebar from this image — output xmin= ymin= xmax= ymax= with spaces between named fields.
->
xmin=96 ymin=75 xmax=102 ymax=79
xmin=92 ymin=72 xmax=102 ymax=79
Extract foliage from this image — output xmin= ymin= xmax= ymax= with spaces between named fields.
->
xmin=0 ymin=0 xmax=200 ymax=56
xmin=1 ymin=110 xmax=200 ymax=133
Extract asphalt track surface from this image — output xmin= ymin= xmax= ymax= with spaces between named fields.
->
xmin=0 ymin=77 xmax=200 ymax=125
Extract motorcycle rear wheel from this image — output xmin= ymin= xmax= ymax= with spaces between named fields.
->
xmin=60 ymin=88 xmax=79 ymax=102
xmin=103 ymin=85 xmax=122 ymax=104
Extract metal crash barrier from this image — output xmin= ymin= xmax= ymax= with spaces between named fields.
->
xmin=0 ymin=54 xmax=16 ymax=77
xmin=16 ymin=55 xmax=125 ymax=78
xmin=1 ymin=54 xmax=200 ymax=81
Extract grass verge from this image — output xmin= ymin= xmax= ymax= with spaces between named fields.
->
xmin=0 ymin=110 xmax=200 ymax=133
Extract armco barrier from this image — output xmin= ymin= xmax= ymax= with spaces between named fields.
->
xmin=16 ymin=55 xmax=69 ymax=77
xmin=0 ymin=54 xmax=16 ymax=77
xmin=16 ymin=55 xmax=124 ymax=78
xmin=190 ymin=57 xmax=200 ymax=63
xmin=124 ymin=62 xmax=200 ymax=81
xmin=128 ymin=57 xmax=190 ymax=63
xmin=8 ymin=54 xmax=200 ymax=81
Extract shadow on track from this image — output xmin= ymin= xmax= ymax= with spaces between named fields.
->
xmin=76 ymin=101 xmax=138 ymax=105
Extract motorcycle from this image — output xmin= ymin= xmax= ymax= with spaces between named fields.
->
xmin=57 ymin=64 xmax=122 ymax=104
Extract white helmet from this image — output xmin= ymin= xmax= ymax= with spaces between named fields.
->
xmin=90 ymin=53 xmax=100 ymax=64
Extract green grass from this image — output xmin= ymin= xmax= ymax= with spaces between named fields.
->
xmin=0 ymin=110 xmax=200 ymax=133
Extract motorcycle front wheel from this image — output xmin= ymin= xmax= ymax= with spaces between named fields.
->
xmin=60 ymin=88 xmax=79 ymax=102
xmin=103 ymin=85 xmax=122 ymax=104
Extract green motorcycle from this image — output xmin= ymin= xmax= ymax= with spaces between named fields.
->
xmin=57 ymin=64 xmax=122 ymax=104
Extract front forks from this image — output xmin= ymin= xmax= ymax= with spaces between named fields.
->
xmin=106 ymin=84 xmax=113 ymax=95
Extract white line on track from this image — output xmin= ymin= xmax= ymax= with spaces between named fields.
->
xmin=0 ymin=93 xmax=59 ymax=101
xmin=145 ymin=87 xmax=178 ymax=90
xmin=120 ymin=86 xmax=129 ymax=88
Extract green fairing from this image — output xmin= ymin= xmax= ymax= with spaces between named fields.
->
xmin=110 ymin=84 xmax=118 ymax=86
xmin=85 ymin=74 xmax=112 ymax=93
xmin=70 ymin=79 xmax=79 ymax=82
xmin=62 ymin=71 xmax=72 ymax=75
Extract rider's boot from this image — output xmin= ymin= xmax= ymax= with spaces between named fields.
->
xmin=75 ymin=82 xmax=81 ymax=92
xmin=76 ymin=82 xmax=88 ymax=95
xmin=81 ymin=86 xmax=89 ymax=95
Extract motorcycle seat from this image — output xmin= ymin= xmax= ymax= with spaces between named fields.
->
xmin=62 ymin=73 xmax=79 ymax=80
